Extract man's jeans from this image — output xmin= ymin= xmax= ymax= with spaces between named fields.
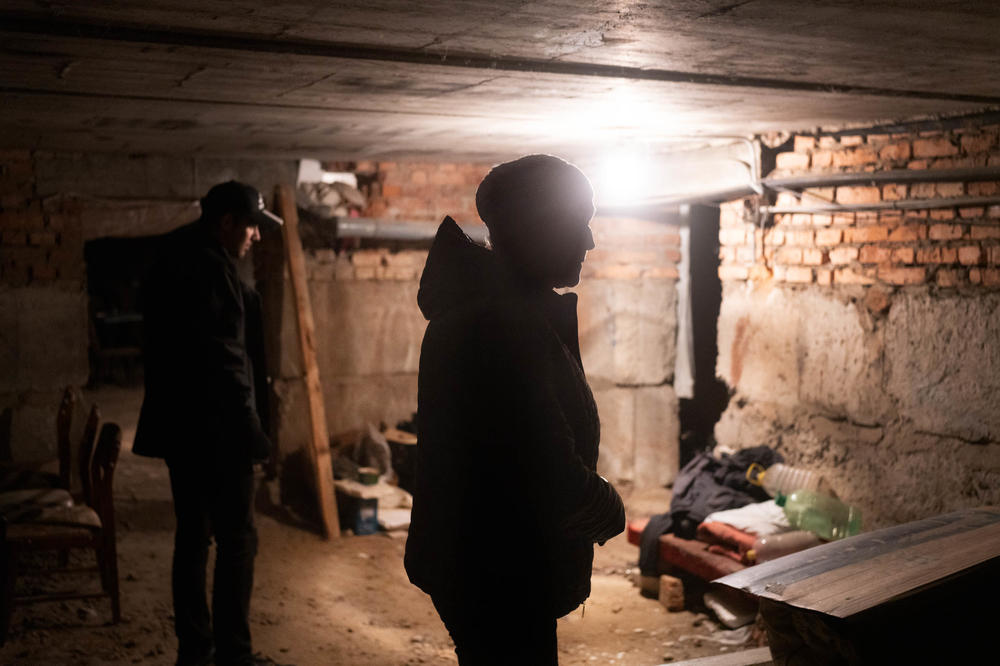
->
xmin=168 ymin=458 xmax=257 ymax=666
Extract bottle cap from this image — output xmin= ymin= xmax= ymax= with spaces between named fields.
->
xmin=775 ymin=492 xmax=787 ymax=507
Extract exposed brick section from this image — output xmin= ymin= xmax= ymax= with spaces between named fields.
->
xmin=844 ymin=226 xmax=889 ymax=243
xmin=887 ymin=224 xmax=927 ymax=242
xmin=882 ymin=183 xmax=907 ymax=200
xmin=362 ymin=161 xmax=491 ymax=223
xmin=816 ymin=228 xmax=843 ymax=245
xmin=971 ymin=225 xmax=1000 ymax=240
xmin=878 ymin=266 xmax=926 ymax=285
xmin=775 ymin=152 xmax=810 ymax=170
xmin=935 ymin=268 xmax=962 ymax=287
xmin=929 ymin=224 xmax=965 ymax=240
xmin=891 ymin=247 xmax=915 ymax=264
xmin=1 ymin=152 xmax=85 ymax=286
xmin=970 ymin=268 xmax=1000 ymax=286
xmin=793 ymin=136 xmax=816 ymax=152
xmin=834 ymin=267 xmax=875 ymax=284
xmin=832 ymin=146 xmax=877 ymax=168
xmin=836 ymin=186 xmax=880 ymax=205
xmin=714 ymin=122 xmax=1000 ymax=292
xmin=829 ymin=246 xmax=859 ymax=264
xmin=859 ymin=245 xmax=892 ymax=264
xmin=783 ymin=266 xmax=814 ymax=283
xmin=878 ymin=142 xmax=912 ymax=162
xmin=913 ymin=137 xmax=959 ymax=158
xmin=958 ymin=245 xmax=983 ymax=265
xmin=802 ymin=248 xmax=825 ymax=265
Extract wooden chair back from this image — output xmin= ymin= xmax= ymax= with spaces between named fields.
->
xmin=56 ymin=388 xmax=76 ymax=490
xmin=89 ymin=423 xmax=121 ymax=533
xmin=77 ymin=405 xmax=100 ymax=506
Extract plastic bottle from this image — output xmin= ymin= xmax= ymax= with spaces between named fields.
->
xmin=745 ymin=530 xmax=823 ymax=563
xmin=746 ymin=462 xmax=837 ymax=498
xmin=775 ymin=490 xmax=862 ymax=541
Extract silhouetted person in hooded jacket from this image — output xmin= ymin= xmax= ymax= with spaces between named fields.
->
xmin=405 ymin=155 xmax=626 ymax=665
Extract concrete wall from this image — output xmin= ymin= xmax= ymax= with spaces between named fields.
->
xmin=715 ymin=118 xmax=1000 ymax=528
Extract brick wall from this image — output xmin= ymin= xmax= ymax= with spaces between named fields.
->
xmin=714 ymin=119 xmax=1000 ymax=527
xmin=719 ymin=124 xmax=1000 ymax=290
xmin=0 ymin=151 xmax=85 ymax=288
xmin=357 ymin=160 xmax=489 ymax=223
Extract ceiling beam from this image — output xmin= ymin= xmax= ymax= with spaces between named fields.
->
xmin=4 ymin=13 xmax=1000 ymax=106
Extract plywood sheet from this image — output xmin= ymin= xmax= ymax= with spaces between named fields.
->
xmin=715 ymin=506 xmax=1000 ymax=618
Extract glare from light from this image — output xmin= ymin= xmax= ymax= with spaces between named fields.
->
xmin=590 ymin=150 xmax=658 ymax=207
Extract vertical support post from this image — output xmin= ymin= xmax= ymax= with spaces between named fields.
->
xmin=274 ymin=185 xmax=341 ymax=539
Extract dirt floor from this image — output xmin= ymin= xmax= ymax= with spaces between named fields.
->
xmin=1 ymin=386 xmax=762 ymax=665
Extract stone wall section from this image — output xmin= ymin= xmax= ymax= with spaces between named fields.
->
xmin=276 ymin=209 xmax=684 ymax=489
xmin=715 ymin=120 xmax=1000 ymax=527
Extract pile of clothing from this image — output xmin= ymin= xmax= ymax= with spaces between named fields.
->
xmin=636 ymin=446 xmax=789 ymax=578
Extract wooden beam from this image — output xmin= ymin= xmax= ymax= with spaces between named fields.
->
xmin=275 ymin=184 xmax=340 ymax=539
xmin=667 ymin=647 xmax=773 ymax=666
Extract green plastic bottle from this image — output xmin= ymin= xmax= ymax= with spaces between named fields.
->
xmin=775 ymin=490 xmax=862 ymax=540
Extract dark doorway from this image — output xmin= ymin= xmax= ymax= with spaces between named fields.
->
xmin=84 ymin=236 xmax=161 ymax=387
xmin=678 ymin=204 xmax=730 ymax=467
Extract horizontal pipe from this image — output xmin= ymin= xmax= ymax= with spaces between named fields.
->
xmin=762 ymin=195 xmax=1000 ymax=215
xmin=764 ymin=166 xmax=1000 ymax=190
xmin=3 ymin=14 xmax=999 ymax=104
xmin=631 ymin=166 xmax=1000 ymax=212
xmin=336 ymin=217 xmax=487 ymax=243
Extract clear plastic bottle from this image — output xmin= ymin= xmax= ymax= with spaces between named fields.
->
xmin=745 ymin=530 xmax=823 ymax=563
xmin=747 ymin=462 xmax=837 ymax=498
xmin=775 ymin=490 xmax=862 ymax=540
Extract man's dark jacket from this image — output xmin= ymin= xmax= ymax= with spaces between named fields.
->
xmin=404 ymin=217 xmax=625 ymax=618
xmin=133 ymin=220 xmax=270 ymax=462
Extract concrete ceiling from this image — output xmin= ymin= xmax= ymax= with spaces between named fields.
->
xmin=1 ymin=1 xmax=999 ymax=165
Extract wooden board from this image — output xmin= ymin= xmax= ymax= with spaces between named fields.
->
xmin=714 ymin=506 xmax=1000 ymax=618
xmin=667 ymin=647 xmax=773 ymax=666
xmin=276 ymin=184 xmax=340 ymax=539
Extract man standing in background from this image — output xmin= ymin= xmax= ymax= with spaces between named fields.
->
xmin=135 ymin=181 xmax=281 ymax=666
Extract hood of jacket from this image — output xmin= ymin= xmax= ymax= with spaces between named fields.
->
xmin=417 ymin=216 xmax=503 ymax=322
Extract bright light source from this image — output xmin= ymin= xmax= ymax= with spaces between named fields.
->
xmin=590 ymin=149 xmax=659 ymax=207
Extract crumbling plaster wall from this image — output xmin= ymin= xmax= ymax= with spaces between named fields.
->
xmin=273 ymin=161 xmax=683 ymax=488
xmin=0 ymin=150 xmax=295 ymax=459
xmin=715 ymin=119 xmax=1000 ymax=528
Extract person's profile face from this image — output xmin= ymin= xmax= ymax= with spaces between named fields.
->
xmin=522 ymin=197 xmax=596 ymax=289
xmin=220 ymin=214 xmax=261 ymax=258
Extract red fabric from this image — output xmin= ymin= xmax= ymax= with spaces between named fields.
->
xmin=627 ymin=517 xmax=747 ymax=580
xmin=627 ymin=517 xmax=648 ymax=546
xmin=697 ymin=521 xmax=757 ymax=552
xmin=657 ymin=534 xmax=745 ymax=581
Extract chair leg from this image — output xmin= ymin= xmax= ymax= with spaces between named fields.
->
xmin=0 ymin=540 xmax=16 ymax=645
xmin=96 ymin=537 xmax=120 ymax=624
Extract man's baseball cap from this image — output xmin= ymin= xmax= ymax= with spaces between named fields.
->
xmin=200 ymin=180 xmax=284 ymax=229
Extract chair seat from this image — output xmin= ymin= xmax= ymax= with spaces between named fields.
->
xmin=0 ymin=488 xmax=74 ymax=513
xmin=5 ymin=504 xmax=103 ymax=537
